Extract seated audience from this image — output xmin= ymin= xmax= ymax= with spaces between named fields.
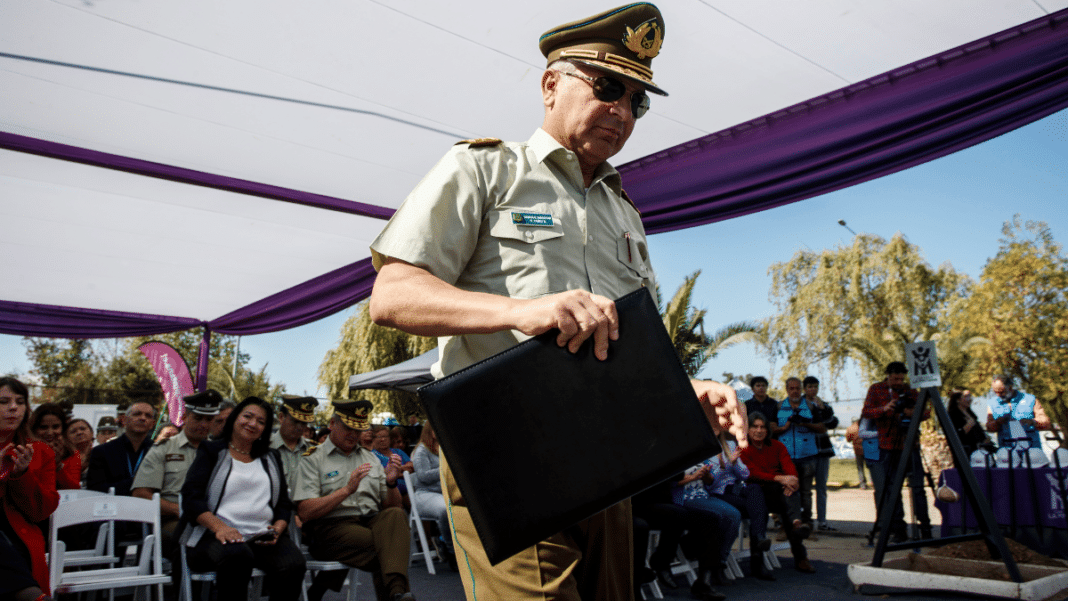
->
xmin=132 ymin=390 xmax=220 ymax=553
xmin=673 ymin=456 xmax=740 ymax=590
xmin=390 ymin=426 xmax=411 ymax=457
xmin=371 ymin=425 xmax=413 ymax=506
xmin=87 ymin=401 xmax=156 ymax=496
xmin=707 ymin=440 xmax=774 ymax=580
xmin=66 ymin=418 xmax=94 ymax=486
xmin=1 ymin=376 xmax=60 ymax=601
xmin=632 ymin=477 xmax=725 ymax=601
xmin=295 ymin=400 xmax=413 ymax=601
xmin=30 ymin=403 xmax=81 ymax=490
xmin=739 ymin=412 xmax=815 ymax=574
xmin=410 ymin=422 xmax=456 ymax=570
xmin=179 ymin=396 xmax=306 ymax=601
xmin=271 ymin=396 xmax=319 ymax=498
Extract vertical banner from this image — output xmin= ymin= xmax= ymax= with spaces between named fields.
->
xmin=138 ymin=341 xmax=195 ymax=427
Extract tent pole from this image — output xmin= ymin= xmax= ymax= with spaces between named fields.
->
xmin=196 ymin=326 xmax=211 ymax=392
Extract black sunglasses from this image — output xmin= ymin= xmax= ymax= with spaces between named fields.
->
xmin=561 ymin=70 xmax=651 ymax=119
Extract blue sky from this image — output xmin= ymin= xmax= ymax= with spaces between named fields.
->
xmin=2 ymin=108 xmax=1065 ymax=424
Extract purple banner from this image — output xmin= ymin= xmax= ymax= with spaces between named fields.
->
xmin=138 ymin=341 xmax=195 ymax=427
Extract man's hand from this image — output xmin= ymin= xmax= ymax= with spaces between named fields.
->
xmin=384 ymin=454 xmax=402 ymax=486
xmin=345 ymin=463 xmax=372 ymax=495
xmin=774 ymin=474 xmax=799 ymax=495
xmin=691 ymin=380 xmax=747 ymax=447
xmin=512 ymin=290 xmax=619 ymax=361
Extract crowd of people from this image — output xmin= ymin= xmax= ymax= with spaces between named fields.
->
xmin=0 ymin=377 xmax=430 ymax=601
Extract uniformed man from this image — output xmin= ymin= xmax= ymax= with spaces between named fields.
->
xmin=131 ymin=389 xmax=220 ymax=551
xmin=271 ymin=396 xmax=318 ymax=496
xmin=95 ymin=415 xmax=118 ymax=446
xmin=294 ymin=400 xmax=413 ymax=601
xmin=366 ymin=4 xmax=746 ymax=600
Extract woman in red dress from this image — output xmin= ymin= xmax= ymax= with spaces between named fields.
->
xmin=1 ymin=377 xmax=60 ymax=601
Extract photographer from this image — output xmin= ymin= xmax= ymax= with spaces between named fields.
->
xmin=861 ymin=362 xmax=932 ymax=543
xmin=773 ymin=377 xmax=825 ymax=526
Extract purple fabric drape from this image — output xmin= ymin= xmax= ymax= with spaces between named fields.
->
xmin=0 ymin=301 xmax=200 ymax=338
xmin=620 ymin=9 xmax=1068 ymax=234
xmin=2 ymin=9 xmax=1066 ymax=338
xmin=0 ymin=132 xmax=395 ymax=221
xmin=207 ymin=260 xmax=378 ymax=335
xmin=0 ymin=259 xmax=377 ymax=338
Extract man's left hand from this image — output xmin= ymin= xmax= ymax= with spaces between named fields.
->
xmin=385 ymin=453 xmax=402 ymax=484
xmin=691 ymin=380 xmax=747 ymax=447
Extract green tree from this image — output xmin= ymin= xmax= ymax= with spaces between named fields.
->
xmin=659 ymin=271 xmax=762 ymax=378
xmin=952 ymin=217 xmax=1068 ymax=436
xmin=765 ymin=234 xmax=973 ymax=393
xmin=317 ymin=302 xmax=437 ymax=422
xmin=21 ymin=329 xmax=284 ymax=407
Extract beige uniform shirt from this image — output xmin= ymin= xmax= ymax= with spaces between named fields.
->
xmin=371 ymin=128 xmax=655 ymax=377
xmin=270 ymin=431 xmax=312 ymax=496
xmin=131 ymin=430 xmax=198 ymax=504
xmin=292 ymin=438 xmax=388 ymax=519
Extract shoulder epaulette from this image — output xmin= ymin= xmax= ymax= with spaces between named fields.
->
xmin=302 ymin=445 xmax=319 ymax=457
xmin=620 ymin=188 xmax=641 ymax=216
xmin=455 ymin=138 xmax=503 ymax=148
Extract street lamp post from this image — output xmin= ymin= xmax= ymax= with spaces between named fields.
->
xmin=838 ymin=219 xmax=857 ymax=236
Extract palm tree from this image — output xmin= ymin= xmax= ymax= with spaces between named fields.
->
xmin=659 ymin=271 xmax=763 ymax=377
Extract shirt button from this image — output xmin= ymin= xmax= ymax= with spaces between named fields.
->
xmin=588 ymin=235 xmax=594 ymax=242
xmin=524 ymin=231 xmax=534 ymax=241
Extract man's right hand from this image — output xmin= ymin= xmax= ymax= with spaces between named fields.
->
xmin=511 ymin=290 xmax=619 ymax=361
xmin=345 ymin=463 xmax=372 ymax=494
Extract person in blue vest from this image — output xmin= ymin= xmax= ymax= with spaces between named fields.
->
xmin=772 ymin=377 xmax=826 ymax=527
xmin=985 ymin=375 xmax=1051 ymax=449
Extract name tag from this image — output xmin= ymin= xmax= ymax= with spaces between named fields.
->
xmin=511 ymin=212 xmax=553 ymax=227
xmin=326 ymin=470 xmax=340 ymax=479
xmin=165 ymin=453 xmax=185 ymax=462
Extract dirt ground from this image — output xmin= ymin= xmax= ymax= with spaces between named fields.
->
xmin=926 ymin=538 xmax=1066 ymax=568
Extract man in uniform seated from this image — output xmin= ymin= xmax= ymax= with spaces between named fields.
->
xmin=294 ymin=400 xmax=413 ymax=601
xmin=131 ymin=389 xmax=220 ymax=552
xmin=271 ymin=396 xmax=318 ymax=497
xmin=96 ymin=415 xmax=118 ymax=445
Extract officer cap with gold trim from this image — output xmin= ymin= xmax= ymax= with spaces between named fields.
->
xmin=97 ymin=415 xmax=118 ymax=431
xmin=280 ymin=395 xmax=318 ymax=423
xmin=183 ymin=389 xmax=223 ymax=416
xmin=332 ymin=400 xmax=373 ymax=431
xmin=539 ymin=2 xmax=667 ymax=96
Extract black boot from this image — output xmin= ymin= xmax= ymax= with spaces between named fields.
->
xmin=690 ymin=568 xmax=727 ymax=601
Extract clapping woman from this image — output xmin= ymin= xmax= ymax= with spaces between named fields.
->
xmin=180 ymin=396 xmax=306 ymax=601
xmin=1 ymin=376 xmax=60 ymax=601
xmin=30 ymin=404 xmax=81 ymax=490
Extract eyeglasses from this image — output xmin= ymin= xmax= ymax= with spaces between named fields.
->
xmin=560 ymin=70 xmax=651 ymax=119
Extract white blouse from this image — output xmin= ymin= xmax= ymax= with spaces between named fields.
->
xmin=216 ymin=459 xmax=274 ymax=537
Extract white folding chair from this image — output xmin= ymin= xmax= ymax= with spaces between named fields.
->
xmin=403 ymin=471 xmax=438 ymax=575
xmin=291 ymin=525 xmax=360 ymax=601
xmin=49 ymin=493 xmax=170 ymax=601
xmin=49 ymin=488 xmax=120 ymax=568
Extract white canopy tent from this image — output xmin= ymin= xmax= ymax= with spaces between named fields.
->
xmin=2 ymin=0 xmax=1066 ymax=333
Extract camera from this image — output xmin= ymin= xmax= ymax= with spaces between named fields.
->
xmin=790 ymin=409 xmax=811 ymax=425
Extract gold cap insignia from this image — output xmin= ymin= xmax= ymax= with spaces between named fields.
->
xmin=623 ymin=20 xmax=662 ymax=60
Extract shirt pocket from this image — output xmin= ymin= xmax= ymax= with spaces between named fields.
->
xmin=481 ymin=208 xmax=567 ymax=299
xmin=616 ymin=233 xmax=650 ymax=279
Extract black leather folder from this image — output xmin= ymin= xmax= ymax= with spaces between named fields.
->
xmin=417 ymin=287 xmax=721 ymax=565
